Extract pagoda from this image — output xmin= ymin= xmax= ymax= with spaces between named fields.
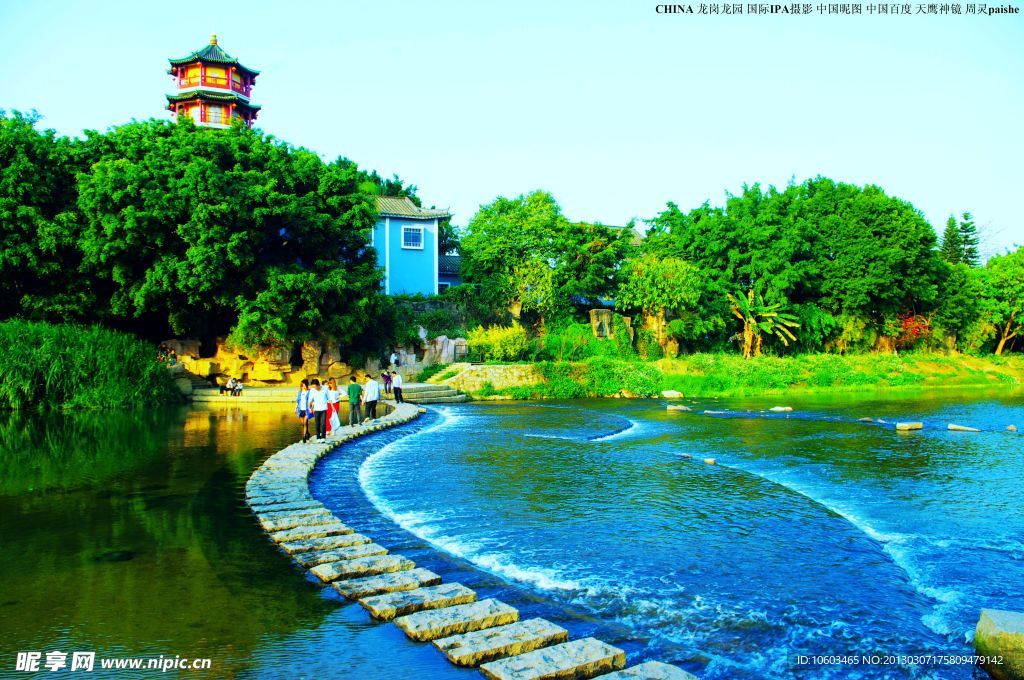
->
xmin=166 ymin=35 xmax=260 ymax=128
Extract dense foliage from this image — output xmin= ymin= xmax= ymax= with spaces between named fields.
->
xmin=0 ymin=111 xmax=395 ymax=353
xmin=0 ymin=320 xmax=179 ymax=410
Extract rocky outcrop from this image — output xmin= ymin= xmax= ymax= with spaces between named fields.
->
xmin=975 ymin=608 xmax=1024 ymax=680
xmin=661 ymin=389 xmax=684 ymax=399
xmin=446 ymin=363 xmax=545 ymax=394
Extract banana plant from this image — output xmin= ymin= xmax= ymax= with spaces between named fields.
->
xmin=727 ymin=289 xmax=800 ymax=358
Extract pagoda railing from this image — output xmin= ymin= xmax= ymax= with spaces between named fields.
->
xmin=177 ymin=76 xmax=251 ymax=96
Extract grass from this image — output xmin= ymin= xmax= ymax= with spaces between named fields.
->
xmin=415 ymin=363 xmax=447 ymax=382
xmin=467 ymin=352 xmax=1024 ymax=400
xmin=0 ymin=320 xmax=180 ymax=410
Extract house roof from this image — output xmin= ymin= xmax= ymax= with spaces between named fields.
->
xmin=169 ymin=36 xmax=259 ymax=76
xmin=439 ymin=255 xmax=461 ymax=276
xmin=166 ymin=90 xmax=262 ymax=110
xmin=375 ymin=196 xmax=450 ymax=220
xmin=603 ymin=223 xmax=645 ymax=245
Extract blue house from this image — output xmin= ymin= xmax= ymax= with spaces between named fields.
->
xmin=372 ymin=196 xmax=451 ymax=295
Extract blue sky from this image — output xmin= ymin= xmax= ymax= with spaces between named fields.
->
xmin=1 ymin=0 xmax=1021 ymax=254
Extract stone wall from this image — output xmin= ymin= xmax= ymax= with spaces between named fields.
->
xmin=444 ymin=363 xmax=544 ymax=393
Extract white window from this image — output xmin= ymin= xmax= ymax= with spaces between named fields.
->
xmin=438 ymin=282 xmax=451 ymax=292
xmin=402 ymin=225 xmax=424 ymax=250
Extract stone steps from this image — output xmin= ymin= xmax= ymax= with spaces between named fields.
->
xmin=395 ymin=598 xmax=520 ymax=643
xmin=258 ymin=511 xmax=339 ymax=533
xmin=359 ymin=583 xmax=477 ymax=621
xmin=603 ymin=661 xmax=699 ymax=679
xmin=478 ymin=637 xmax=626 ymax=680
xmin=333 ymin=568 xmax=443 ymax=600
xmin=405 ymin=393 xmax=468 ymax=404
xmin=278 ymin=532 xmax=373 ymax=555
xmin=268 ymin=522 xmax=353 ymax=543
xmin=433 ymin=617 xmax=569 ymax=667
xmin=292 ymin=542 xmax=389 ymax=568
xmin=309 ymin=554 xmax=415 ymax=583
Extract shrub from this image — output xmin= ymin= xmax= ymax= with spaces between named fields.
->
xmin=466 ymin=325 xmax=529 ymax=362
xmin=0 ymin=320 xmax=179 ymax=410
xmin=415 ymin=363 xmax=446 ymax=382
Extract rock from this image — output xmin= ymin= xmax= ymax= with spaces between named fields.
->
xmin=301 ymin=341 xmax=321 ymax=376
xmin=292 ymin=543 xmax=388 ymax=568
xmin=395 ymin=598 xmax=519 ymax=642
xmin=661 ymin=390 xmax=684 ymax=399
xmin=173 ymin=377 xmax=193 ymax=396
xmin=327 ymin=361 xmax=352 ymax=378
xmin=895 ymin=422 xmax=924 ymax=431
xmin=269 ymin=522 xmax=354 ymax=544
xmin=667 ymin=404 xmax=692 ymax=412
xmin=188 ymin=359 xmax=220 ymax=377
xmin=278 ymin=533 xmax=373 ymax=555
xmin=309 ymin=554 xmax=415 ymax=582
xmin=251 ymin=360 xmax=286 ymax=382
xmin=948 ymin=423 xmax=981 ymax=432
xmin=858 ymin=417 xmax=873 ymax=422
xmin=479 ymin=637 xmax=626 ymax=680
xmin=974 ymin=608 xmax=1024 ymax=680
xmin=434 ymin=617 xmax=569 ymax=667
xmin=703 ymin=410 xmax=726 ymax=415
xmin=769 ymin=406 xmax=793 ymax=412
xmin=603 ymin=661 xmax=699 ymax=679
xmin=1009 ymin=425 xmax=1018 ymax=432
xmin=703 ymin=458 xmax=716 ymax=465
xmin=162 ymin=338 xmax=201 ymax=358
xmin=259 ymin=511 xmax=339 ymax=533
xmin=590 ymin=308 xmax=614 ymax=338
xmin=359 ymin=582 xmax=477 ymax=621
xmin=333 ymin=568 xmax=443 ymax=600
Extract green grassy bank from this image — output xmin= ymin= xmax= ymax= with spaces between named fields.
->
xmin=0 ymin=320 xmax=180 ymax=410
xmin=451 ymin=353 xmax=1024 ymax=400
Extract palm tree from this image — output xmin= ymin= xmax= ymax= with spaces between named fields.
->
xmin=727 ymin=289 xmax=800 ymax=358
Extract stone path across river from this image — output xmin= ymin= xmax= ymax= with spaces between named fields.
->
xmin=246 ymin=401 xmax=697 ymax=679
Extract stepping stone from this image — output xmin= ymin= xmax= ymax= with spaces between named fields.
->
xmin=948 ymin=423 xmax=981 ymax=432
xmin=433 ymin=617 xmax=568 ymax=667
xmin=895 ymin=422 xmax=923 ymax=431
xmin=248 ymin=492 xmax=314 ymax=507
xmin=249 ymin=500 xmax=323 ymax=513
xmin=395 ymin=598 xmax=519 ymax=642
xmin=292 ymin=543 xmax=389 ymax=568
xmin=333 ymin=568 xmax=442 ymax=599
xmin=279 ymin=533 xmax=372 ymax=555
xmin=269 ymin=523 xmax=353 ymax=544
xmin=259 ymin=511 xmax=338 ymax=533
xmin=256 ymin=505 xmax=327 ymax=520
xmin=360 ymin=583 xmax=477 ymax=620
xmin=603 ymin=661 xmax=698 ymax=679
xmin=309 ymin=554 xmax=415 ymax=583
xmin=479 ymin=637 xmax=626 ymax=680
xmin=769 ymin=406 xmax=793 ymax=412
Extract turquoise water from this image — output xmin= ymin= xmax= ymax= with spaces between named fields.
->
xmin=352 ymin=391 xmax=1023 ymax=678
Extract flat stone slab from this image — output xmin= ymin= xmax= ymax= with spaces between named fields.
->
xmin=247 ymin=492 xmax=314 ymax=507
xmin=975 ymin=608 xmax=1024 ymax=680
xmin=309 ymin=554 xmax=415 ymax=583
xmin=895 ymin=422 xmax=924 ymax=431
xmin=256 ymin=504 xmax=328 ymax=519
xmin=269 ymin=522 xmax=353 ymax=543
xmin=433 ymin=617 xmax=569 ymax=667
xmin=259 ymin=511 xmax=339 ymax=533
xmin=279 ymin=533 xmax=372 ymax=555
xmin=332 ymin=568 xmax=443 ymax=599
xmin=292 ymin=542 xmax=389 ymax=568
xmin=948 ymin=423 xmax=981 ymax=432
xmin=479 ymin=637 xmax=626 ymax=680
xmin=395 ymin=598 xmax=519 ymax=642
xmin=359 ymin=582 xmax=477 ymax=621
xmin=249 ymin=499 xmax=323 ymax=513
xmin=603 ymin=661 xmax=699 ymax=679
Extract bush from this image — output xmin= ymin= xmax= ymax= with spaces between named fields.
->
xmin=415 ymin=363 xmax=446 ymax=382
xmin=466 ymin=325 xmax=529 ymax=362
xmin=0 ymin=320 xmax=180 ymax=410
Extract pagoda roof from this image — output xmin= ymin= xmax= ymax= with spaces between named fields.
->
xmin=169 ymin=36 xmax=259 ymax=76
xmin=375 ymin=196 xmax=450 ymax=220
xmin=166 ymin=90 xmax=261 ymax=110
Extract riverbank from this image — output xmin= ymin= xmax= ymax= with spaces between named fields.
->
xmin=430 ymin=353 xmax=1024 ymax=400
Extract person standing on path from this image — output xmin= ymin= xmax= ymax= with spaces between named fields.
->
xmin=362 ymin=373 xmax=380 ymax=421
xmin=347 ymin=376 xmax=363 ymax=427
xmin=309 ymin=379 xmax=329 ymax=441
xmin=390 ymin=350 xmax=399 ymax=368
xmin=296 ymin=379 xmax=311 ymax=442
xmin=381 ymin=370 xmax=392 ymax=396
xmin=391 ymin=370 xmax=404 ymax=404
xmin=325 ymin=378 xmax=340 ymax=434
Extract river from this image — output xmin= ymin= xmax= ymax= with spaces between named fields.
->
xmin=1 ymin=390 xmax=1020 ymax=678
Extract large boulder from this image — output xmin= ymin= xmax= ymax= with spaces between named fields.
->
xmin=327 ymin=361 xmax=352 ymax=378
xmin=187 ymin=359 xmax=220 ymax=377
xmin=173 ymin=377 xmax=193 ymax=397
xmin=301 ymin=341 xmax=321 ymax=376
xmin=975 ymin=609 xmax=1024 ymax=679
xmin=662 ymin=390 xmax=684 ymax=399
xmin=162 ymin=338 xmax=201 ymax=358
xmin=251 ymin=361 xmax=285 ymax=382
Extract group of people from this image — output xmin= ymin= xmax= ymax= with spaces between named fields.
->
xmin=220 ymin=377 xmax=245 ymax=396
xmin=156 ymin=343 xmax=178 ymax=365
xmin=295 ymin=370 xmax=405 ymax=442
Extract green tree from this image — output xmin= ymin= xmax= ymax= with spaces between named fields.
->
xmin=461 ymin=191 xmax=630 ymax=323
xmin=615 ymin=255 xmax=707 ymax=349
xmin=982 ymin=247 xmax=1024 ymax=355
xmin=933 ymin=262 xmax=986 ymax=350
xmin=727 ymin=288 xmax=800 ymax=358
xmin=940 ymin=215 xmax=964 ymax=264
xmin=959 ymin=211 xmax=980 ymax=267
xmin=72 ymin=118 xmax=383 ymax=348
